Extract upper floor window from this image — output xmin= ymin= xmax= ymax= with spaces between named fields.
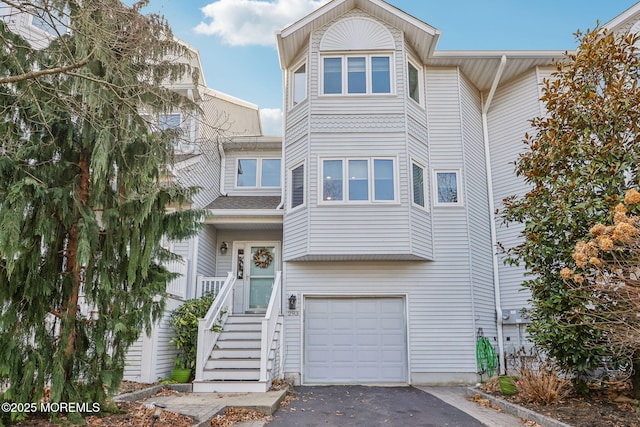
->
xmin=322 ymin=54 xmax=393 ymax=96
xmin=408 ymin=61 xmax=421 ymax=104
xmin=412 ymin=161 xmax=426 ymax=208
xmin=290 ymin=163 xmax=305 ymax=209
xmin=321 ymin=157 xmax=396 ymax=203
xmin=237 ymin=158 xmax=281 ymax=188
xmin=292 ymin=62 xmax=307 ymax=106
xmin=30 ymin=1 xmax=70 ymax=36
xmin=433 ymin=170 xmax=462 ymax=206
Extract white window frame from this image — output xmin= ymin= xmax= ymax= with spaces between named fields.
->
xmin=289 ymin=161 xmax=306 ymax=211
xmin=319 ymin=156 xmax=398 ymax=204
xmin=29 ymin=2 xmax=70 ymax=37
xmin=433 ymin=169 xmax=463 ymax=207
xmin=236 ymin=157 xmax=282 ymax=189
xmin=320 ymin=53 xmax=395 ymax=96
xmin=291 ymin=60 xmax=307 ymax=108
xmin=407 ymin=58 xmax=423 ymax=106
xmin=411 ymin=160 xmax=428 ymax=209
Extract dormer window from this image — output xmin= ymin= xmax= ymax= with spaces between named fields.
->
xmin=322 ymin=54 xmax=393 ymax=96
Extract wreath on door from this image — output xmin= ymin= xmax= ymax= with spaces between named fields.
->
xmin=253 ymin=248 xmax=273 ymax=269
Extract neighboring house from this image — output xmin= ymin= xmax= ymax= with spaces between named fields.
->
xmin=5 ymin=0 xmax=640 ymax=391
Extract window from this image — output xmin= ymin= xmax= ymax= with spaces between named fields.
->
xmin=412 ymin=162 xmax=425 ymax=207
xmin=434 ymin=170 xmax=461 ymax=205
xmin=321 ymin=157 xmax=396 ymax=203
xmin=293 ymin=63 xmax=307 ymax=106
xmin=408 ymin=61 xmax=420 ymax=103
xmin=237 ymin=158 xmax=281 ymax=188
xmin=290 ymin=163 xmax=305 ymax=209
xmin=322 ymin=54 xmax=393 ymax=95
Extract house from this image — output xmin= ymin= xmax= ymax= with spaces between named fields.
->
xmin=5 ymin=0 xmax=640 ymax=392
xmin=185 ymin=0 xmax=640 ymax=392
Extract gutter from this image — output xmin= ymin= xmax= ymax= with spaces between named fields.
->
xmin=482 ymin=54 xmax=507 ymax=374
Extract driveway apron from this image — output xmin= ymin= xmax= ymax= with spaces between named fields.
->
xmin=267 ymin=385 xmax=485 ymax=427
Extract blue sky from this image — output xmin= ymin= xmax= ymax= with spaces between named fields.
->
xmin=136 ymin=0 xmax=639 ymax=135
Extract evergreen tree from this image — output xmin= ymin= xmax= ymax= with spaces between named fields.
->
xmin=0 ymin=0 xmax=203 ymax=415
xmin=502 ymin=27 xmax=640 ymax=392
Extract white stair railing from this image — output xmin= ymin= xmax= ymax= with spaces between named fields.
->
xmin=195 ymin=272 xmax=235 ymax=382
xmin=165 ymin=259 xmax=188 ymax=299
xmin=260 ymin=271 xmax=283 ymax=383
xmin=196 ymin=275 xmax=228 ymax=298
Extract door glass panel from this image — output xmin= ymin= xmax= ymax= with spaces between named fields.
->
xmin=249 ymin=246 xmax=275 ymax=309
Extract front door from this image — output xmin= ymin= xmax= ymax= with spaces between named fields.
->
xmin=232 ymin=242 xmax=278 ymax=313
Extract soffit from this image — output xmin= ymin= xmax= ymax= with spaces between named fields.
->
xmin=427 ymin=50 xmax=568 ymax=92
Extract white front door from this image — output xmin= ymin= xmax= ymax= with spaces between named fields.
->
xmin=233 ymin=242 xmax=278 ymax=313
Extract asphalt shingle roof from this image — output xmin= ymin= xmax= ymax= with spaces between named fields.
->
xmin=205 ymin=196 xmax=281 ymax=210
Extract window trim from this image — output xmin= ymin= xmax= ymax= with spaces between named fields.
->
xmin=289 ymin=161 xmax=306 ymax=211
xmin=411 ymin=160 xmax=428 ymax=209
xmin=320 ymin=53 xmax=395 ymax=96
xmin=432 ymin=169 xmax=463 ymax=207
xmin=236 ymin=157 xmax=282 ymax=189
xmin=319 ymin=156 xmax=398 ymax=204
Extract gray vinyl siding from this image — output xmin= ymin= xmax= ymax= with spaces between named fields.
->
xmin=123 ymin=336 xmax=144 ymax=381
xmin=196 ymin=226 xmax=217 ymax=277
xmin=153 ymin=298 xmax=182 ymax=381
xmin=459 ymin=73 xmax=497 ymax=339
xmin=224 ymin=149 xmax=282 ymax=197
xmin=487 ymin=69 xmax=543 ymax=310
xmin=283 ymin=129 xmax=310 ymax=261
xmin=407 ymin=116 xmax=432 ymax=259
xmin=283 ymin=262 xmax=478 ymax=378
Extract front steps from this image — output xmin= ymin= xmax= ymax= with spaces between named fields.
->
xmin=193 ymin=315 xmax=276 ymax=393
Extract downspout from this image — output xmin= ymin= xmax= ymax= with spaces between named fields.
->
xmin=276 ymin=64 xmax=286 ymax=210
xmin=482 ymin=54 xmax=507 ymax=374
xmin=217 ymin=135 xmax=227 ymax=197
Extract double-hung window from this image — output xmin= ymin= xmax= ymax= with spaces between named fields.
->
xmin=237 ymin=158 xmax=281 ymax=188
xmin=322 ymin=54 xmax=392 ymax=95
xmin=321 ymin=157 xmax=396 ymax=203
xmin=292 ymin=62 xmax=307 ymax=106
xmin=412 ymin=161 xmax=426 ymax=208
xmin=407 ymin=61 xmax=421 ymax=104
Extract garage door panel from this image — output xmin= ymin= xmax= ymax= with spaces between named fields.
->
xmin=304 ymin=297 xmax=407 ymax=383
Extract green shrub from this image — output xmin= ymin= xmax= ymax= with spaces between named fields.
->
xmin=169 ymin=293 xmax=215 ymax=370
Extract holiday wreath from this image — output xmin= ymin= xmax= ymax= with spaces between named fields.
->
xmin=253 ymin=248 xmax=272 ymax=268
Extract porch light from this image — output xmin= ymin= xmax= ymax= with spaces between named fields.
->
xmin=220 ymin=241 xmax=228 ymax=255
xmin=288 ymin=294 xmax=297 ymax=310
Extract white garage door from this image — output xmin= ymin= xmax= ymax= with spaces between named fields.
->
xmin=304 ymin=297 xmax=407 ymax=383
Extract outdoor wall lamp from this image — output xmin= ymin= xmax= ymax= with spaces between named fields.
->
xmin=220 ymin=241 xmax=228 ymax=255
xmin=288 ymin=294 xmax=297 ymax=310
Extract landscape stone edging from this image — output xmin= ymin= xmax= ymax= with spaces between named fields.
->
xmin=466 ymin=387 xmax=573 ymax=427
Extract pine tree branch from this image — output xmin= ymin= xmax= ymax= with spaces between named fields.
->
xmin=0 ymin=57 xmax=91 ymax=85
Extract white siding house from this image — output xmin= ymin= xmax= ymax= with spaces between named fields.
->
xmin=5 ymin=0 xmax=640 ymax=389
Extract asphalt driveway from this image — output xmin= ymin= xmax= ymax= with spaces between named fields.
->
xmin=266 ymin=385 xmax=485 ymax=426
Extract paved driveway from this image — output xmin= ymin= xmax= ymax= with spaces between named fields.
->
xmin=266 ymin=385 xmax=485 ymax=426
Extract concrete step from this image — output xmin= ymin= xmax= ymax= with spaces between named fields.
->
xmin=205 ymin=358 xmax=260 ymax=370
xmin=201 ymin=368 xmax=260 ymax=381
xmin=192 ymin=380 xmax=269 ymax=393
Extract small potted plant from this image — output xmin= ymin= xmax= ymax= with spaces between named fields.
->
xmin=169 ymin=293 xmax=215 ymax=382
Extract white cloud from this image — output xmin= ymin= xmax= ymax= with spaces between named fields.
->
xmin=260 ymin=108 xmax=283 ymax=136
xmin=194 ymin=0 xmax=329 ymax=46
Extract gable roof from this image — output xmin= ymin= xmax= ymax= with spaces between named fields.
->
xmin=276 ymin=0 xmax=440 ymax=69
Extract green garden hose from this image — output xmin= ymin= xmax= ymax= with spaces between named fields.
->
xmin=476 ymin=336 xmax=498 ymax=379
